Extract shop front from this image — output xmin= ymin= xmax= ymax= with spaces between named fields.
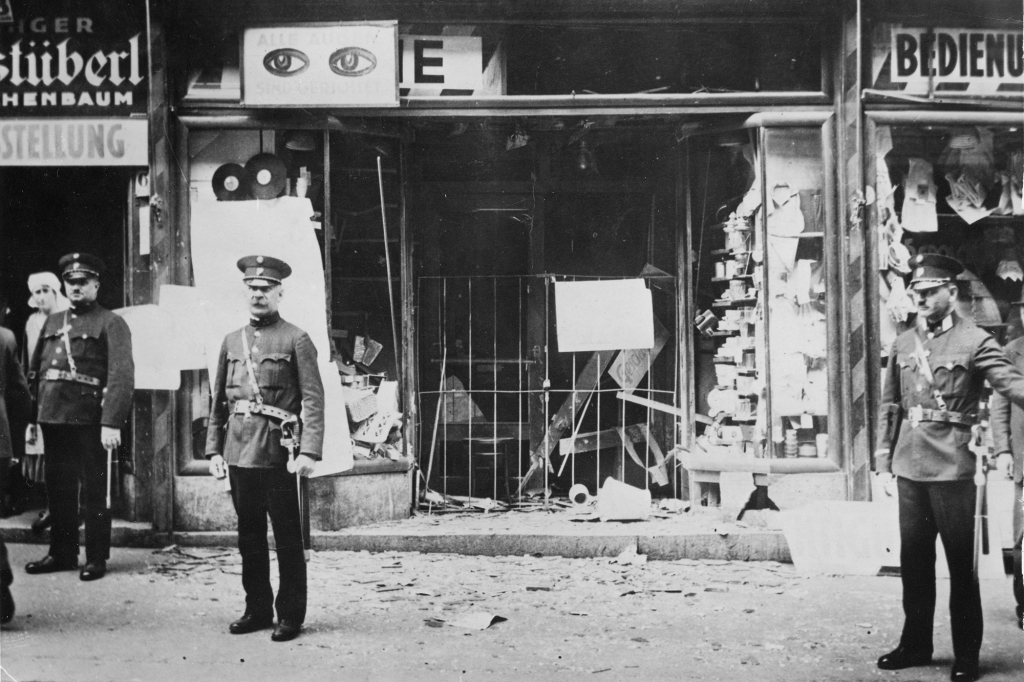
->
xmin=147 ymin=0 xmax=873 ymax=534
xmin=0 ymin=0 xmax=150 ymax=519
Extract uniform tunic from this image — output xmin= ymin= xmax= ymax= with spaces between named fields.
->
xmin=878 ymin=312 xmax=1024 ymax=480
xmin=877 ymin=311 xmax=1024 ymax=662
xmin=205 ymin=313 xmax=324 ymax=466
xmin=28 ymin=301 xmax=134 ymax=564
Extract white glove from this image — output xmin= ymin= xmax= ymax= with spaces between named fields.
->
xmin=100 ymin=426 xmax=121 ymax=449
xmin=874 ymin=471 xmax=897 ymax=498
xmin=209 ymin=454 xmax=228 ymax=480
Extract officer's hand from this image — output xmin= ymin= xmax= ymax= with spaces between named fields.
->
xmin=25 ymin=424 xmax=37 ymax=445
xmin=100 ymin=426 xmax=121 ymax=449
xmin=995 ymin=453 xmax=1014 ymax=480
xmin=293 ymin=454 xmax=316 ymax=477
xmin=209 ymin=455 xmax=228 ymax=480
xmin=874 ymin=471 xmax=897 ymax=498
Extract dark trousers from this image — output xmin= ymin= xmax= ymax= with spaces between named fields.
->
xmin=41 ymin=424 xmax=110 ymax=563
xmin=229 ymin=465 xmax=306 ymax=624
xmin=1013 ymin=480 xmax=1023 ymax=620
xmin=897 ymin=477 xmax=982 ymax=661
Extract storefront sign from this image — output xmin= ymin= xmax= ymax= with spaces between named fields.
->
xmin=891 ymin=28 xmax=1023 ymax=83
xmin=0 ymin=0 xmax=148 ymax=118
xmin=242 ymin=22 xmax=399 ymax=107
xmin=0 ymin=118 xmax=148 ymax=166
xmin=872 ymin=25 xmax=1023 ymax=96
xmin=399 ymin=35 xmax=482 ymax=96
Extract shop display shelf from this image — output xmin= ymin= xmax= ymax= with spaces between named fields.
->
xmin=712 ymin=298 xmax=757 ymax=308
xmin=710 ymin=248 xmax=752 ymax=257
xmin=711 ymin=275 xmax=754 ymax=283
xmin=707 ymin=330 xmax=739 ymax=337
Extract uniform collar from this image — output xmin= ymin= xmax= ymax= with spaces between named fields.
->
xmin=69 ymin=300 xmax=96 ymax=314
xmin=925 ymin=310 xmax=957 ymax=335
xmin=249 ymin=311 xmax=280 ymax=328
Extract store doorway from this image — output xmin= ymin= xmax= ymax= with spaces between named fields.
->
xmin=0 ymin=166 xmax=134 ymax=516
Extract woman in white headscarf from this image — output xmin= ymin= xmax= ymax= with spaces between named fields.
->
xmin=21 ymin=273 xmax=69 ymax=491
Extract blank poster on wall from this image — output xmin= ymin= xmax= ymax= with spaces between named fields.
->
xmin=554 ymin=279 xmax=654 ymax=353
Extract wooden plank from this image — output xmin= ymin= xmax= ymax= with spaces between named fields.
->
xmin=531 ymin=349 xmax=617 ymax=469
xmin=560 ymin=425 xmax=647 ymax=456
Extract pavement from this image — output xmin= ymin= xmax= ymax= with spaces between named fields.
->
xmin=1 ymin=544 xmax=1021 ymax=682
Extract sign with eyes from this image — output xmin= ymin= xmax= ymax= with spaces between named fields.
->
xmin=242 ymin=21 xmax=398 ymax=106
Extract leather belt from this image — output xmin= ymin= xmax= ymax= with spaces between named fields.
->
xmin=908 ymin=406 xmax=977 ymax=426
xmin=43 ymin=368 xmax=101 ymax=387
xmin=231 ymin=399 xmax=297 ymax=424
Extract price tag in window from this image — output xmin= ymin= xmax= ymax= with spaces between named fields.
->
xmin=800 ymin=413 xmax=813 ymax=429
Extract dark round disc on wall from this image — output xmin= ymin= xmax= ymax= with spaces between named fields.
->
xmin=212 ymin=163 xmax=253 ymax=201
xmin=245 ymin=153 xmax=288 ymax=200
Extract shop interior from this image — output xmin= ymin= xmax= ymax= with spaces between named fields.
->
xmin=874 ymin=124 xmax=1024 ymax=359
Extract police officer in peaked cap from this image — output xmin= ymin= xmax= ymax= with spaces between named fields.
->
xmin=206 ymin=255 xmax=324 ymax=642
xmin=875 ymin=253 xmax=1024 ymax=681
xmin=25 ymin=253 xmax=134 ymax=582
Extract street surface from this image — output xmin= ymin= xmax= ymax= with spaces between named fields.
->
xmin=0 ymin=543 xmax=1021 ymax=682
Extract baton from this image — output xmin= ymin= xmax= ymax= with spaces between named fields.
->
xmin=105 ymin=445 xmax=115 ymax=509
xmin=971 ymin=401 xmax=990 ymax=581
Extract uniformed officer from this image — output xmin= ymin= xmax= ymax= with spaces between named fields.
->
xmin=875 ymin=253 xmax=1024 ymax=682
xmin=987 ymin=301 xmax=1024 ymax=631
xmin=206 ymin=255 xmax=324 ymax=643
xmin=24 ymin=253 xmax=134 ymax=582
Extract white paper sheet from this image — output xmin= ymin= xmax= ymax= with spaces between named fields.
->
xmin=157 ymin=285 xmax=208 ymax=369
xmin=554 ymin=279 xmax=654 ymax=353
xmin=113 ymin=305 xmax=182 ymax=390
xmin=190 ymin=196 xmax=352 ymax=475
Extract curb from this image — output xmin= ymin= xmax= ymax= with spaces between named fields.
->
xmin=2 ymin=524 xmax=792 ymax=562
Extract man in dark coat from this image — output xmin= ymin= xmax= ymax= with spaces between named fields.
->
xmin=24 ymin=253 xmax=134 ymax=582
xmin=874 ymin=254 xmax=1024 ymax=682
xmin=206 ymin=255 xmax=324 ymax=642
xmin=1 ymin=321 xmax=32 ymax=623
xmin=988 ymin=303 xmax=1024 ymax=631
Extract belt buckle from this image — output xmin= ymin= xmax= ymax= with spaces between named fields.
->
xmin=908 ymin=405 xmax=923 ymax=428
xmin=240 ymin=400 xmax=252 ymax=419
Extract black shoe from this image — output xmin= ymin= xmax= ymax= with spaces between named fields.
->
xmin=271 ymin=619 xmax=301 ymax=642
xmin=79 ymin=560 xmax=106 ymax=581
xmin=950 ymin=659 xmax=979 ymax=682
xmin=229 ymin=612 xmax=274 ymax=635
xmin=24 ymin=555 xmax=78 ymax=574
xmin=878 ymin=645 xmax=933 ymax=670
xmin=30 ymin=510 xmax=51 ymax=534
xmin=0 ymin=585 xmax=13 ymax=624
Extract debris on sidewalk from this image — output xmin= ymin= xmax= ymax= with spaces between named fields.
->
xmin=448 ymin=612 xmax=507 ymax=630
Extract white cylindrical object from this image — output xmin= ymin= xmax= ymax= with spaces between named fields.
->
xmin=595 ymin=477 xmax=651 ymax=522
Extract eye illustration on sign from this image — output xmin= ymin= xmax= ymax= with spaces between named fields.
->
xmin=329 ymin=47 xmax=377 ymax=77
xmin=243 ymin=23 xmax=399 ymax=106
xmin=263 ymin=48 xmax=310 ymax=77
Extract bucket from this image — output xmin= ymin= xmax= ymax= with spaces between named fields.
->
xmin=595 ymin=477 xmax=652 ymax=522
xmin=568 ymin=483 xmax=593 ymax=506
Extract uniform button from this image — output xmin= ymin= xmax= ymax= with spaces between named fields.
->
xmin=51 ymin=360 xmax=58 ymax=365
xmin=71 ymin=314 xmax=77 ymax=319
xmin=252 ymin=346 xmax=258 ymax=353
xmin=917 ymin=384 xmax=924 ymax=392
xmin=927 ymin=332 xmax=934 ymax=340
xmin=254 ymin=331 xmax=261 ymax=337
xmin=56 ymin=347 xmax=63 ymax=354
